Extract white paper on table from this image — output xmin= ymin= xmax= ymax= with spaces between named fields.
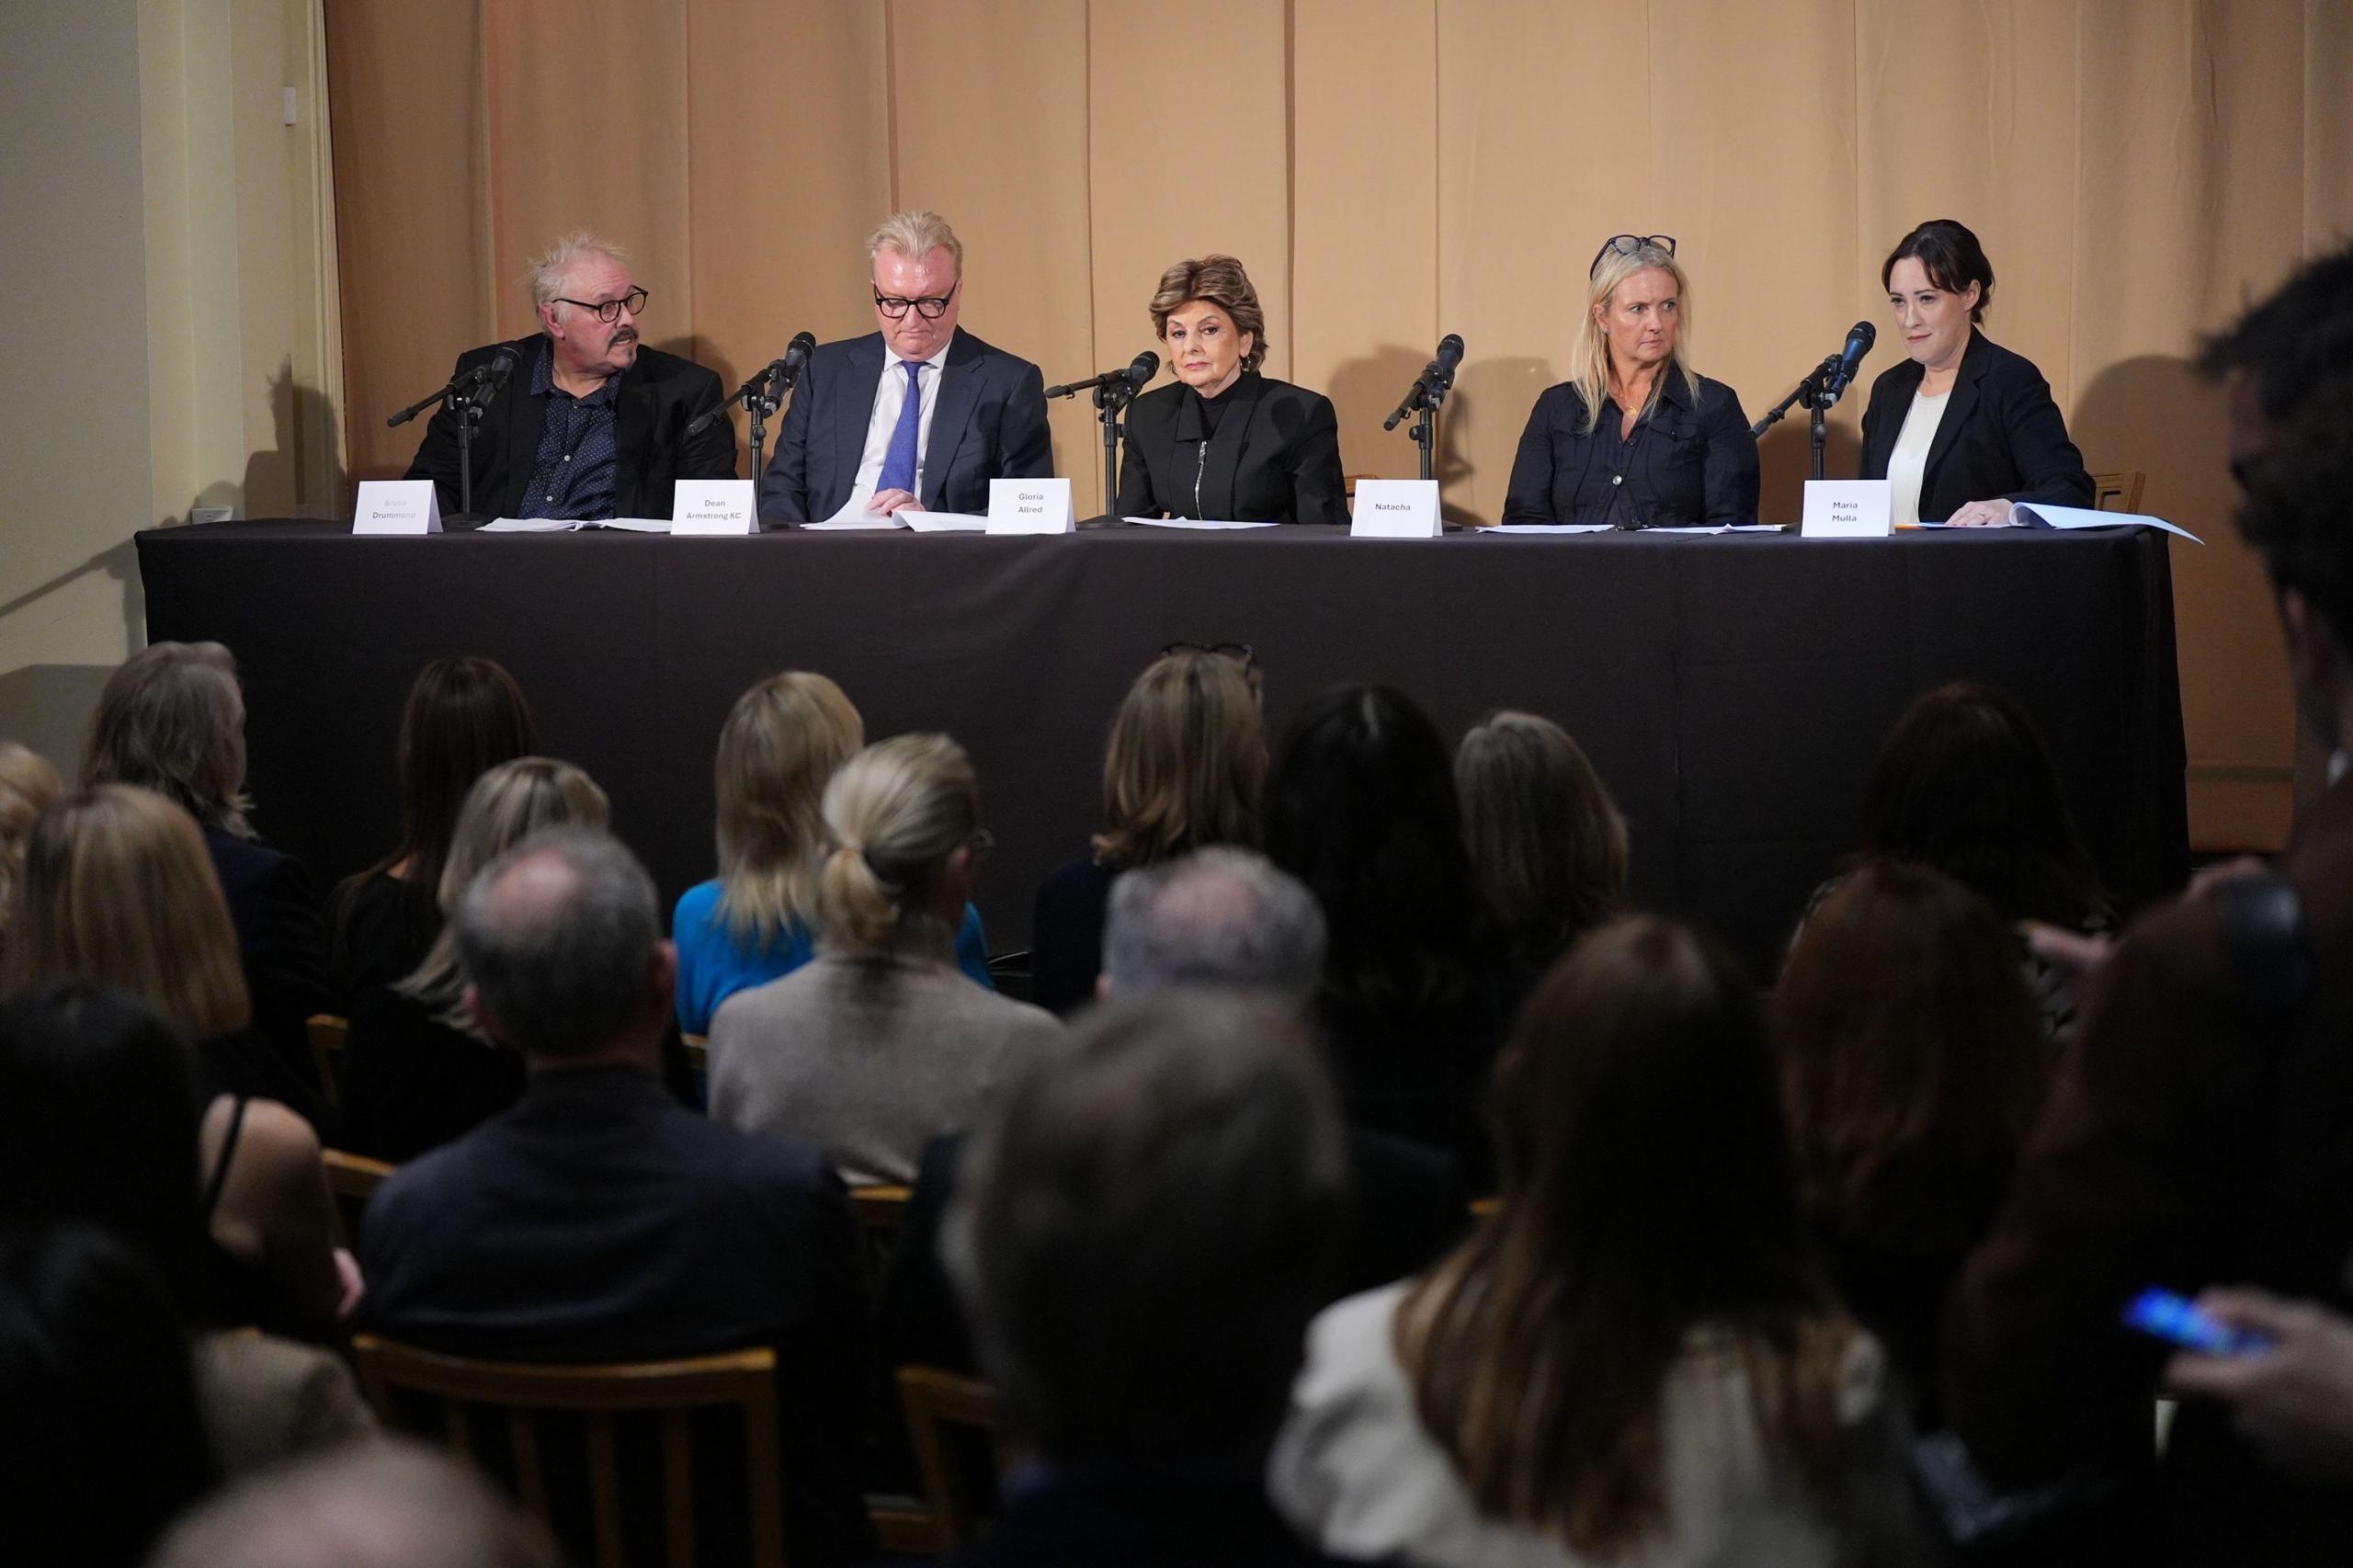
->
xmin=1645 ymin=524 xmax=1785 ymax=534
xmin=1479 ymin=523 xmax=1614 ymax=535
xmin=1122 ymin=517 xmax=1281 ymax=530
xmin=480 ymin=517 xmax=672 ymax=533
xmin=902 ymin=511 xmax=990 ymax=533
xmin=799 ymin=517 xmax=908 ymax=531
xmin=2013 ymin=502 xmax=2204 ymax=545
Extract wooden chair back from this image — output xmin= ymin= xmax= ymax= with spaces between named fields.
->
xmin=2091 ymin=471 xmax=2146 ymax=513
xmin=351 ymin=1335 xmax=788 ymax=1568
xmin=306 ymin=1013 xmax=349 ymax=1109
xmin=895 ymin=1364 xmax=1012 ymax=1551
xmin=321 ymin=1148 xmax=397 ymax=1250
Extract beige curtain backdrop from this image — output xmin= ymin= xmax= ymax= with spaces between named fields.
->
xmin=324 ymin=0 xmax=2353 ymax=851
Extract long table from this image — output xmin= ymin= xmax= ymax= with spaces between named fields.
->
xmin=137 ymin=520 xmax=2188 ymax=975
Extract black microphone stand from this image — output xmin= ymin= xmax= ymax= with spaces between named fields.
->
xmin=1383 ymin=367 xmax=1456 ymax=482
xmin=1090 ymin=381 xmax=1136 ymax=517
xmin=387 ymin=365 xmax=497 ymax=519
xmin=1750 ymin=354 xmax=1843 ymax=481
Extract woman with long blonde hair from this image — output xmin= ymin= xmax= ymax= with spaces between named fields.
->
xmin=1501 ymin=235 xmax=1758 ymax=528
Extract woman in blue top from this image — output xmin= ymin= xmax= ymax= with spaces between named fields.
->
xmin=674 ymin=670 xmax=991 ymax=1033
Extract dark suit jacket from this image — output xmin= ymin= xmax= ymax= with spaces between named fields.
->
xmin=203 ymin=826 xmax=332 ymax=1096
xmin=1949 ymin=773 xmax=2353 ymax=1562
xmin=1857 ymin=328 xmax=2093 ymax=520
xmin=757 ymin=329 xmax=1051 ymax=522
xmin=358 ymin=1066 xmax=873 ymax=1564
xmin=1501 ymin=371 xmax=1758 ymax=527
xmin=404 ymin=335 xmax=735 ymax=520
xmin=1115 ymin=373 xmax=1347 ymax=525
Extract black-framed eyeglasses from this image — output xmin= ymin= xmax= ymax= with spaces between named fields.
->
xmin=554 ymin=287 xmax=649 ymax=324
xmin=1588 ymin=234 xmax=1676 ymax=278
xmin=1161 ymin=641 xmax=1256 ymax=666
xmin=874 ymin=279 xmax=960 ymax=320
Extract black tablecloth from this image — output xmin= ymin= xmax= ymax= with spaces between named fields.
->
xmin=137 ymin=520 xmax=2187 ymax=975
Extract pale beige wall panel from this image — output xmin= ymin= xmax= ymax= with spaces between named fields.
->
xmin=2310 ymin=0 xmax=2353 ymax=245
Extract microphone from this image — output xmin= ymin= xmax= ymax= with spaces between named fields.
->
xmin=481 ymin=345 xmax=519 ymax=399
xmin=1821 ymin=321 xmax=1875 ymax=404
xmin=386 ymin=348 xmax=517 ymax=428
xmin=1384 ymin=333 xmax=1465 ymax=430
xmin=1120 ymin=350 xmax=1159 ymax=394
xmin=777 ymin=330 xmax=816 ymax=387
xmin=1045 ymin=351 xmax=1159 ymax=400
xmin=688 ymin=332 xmax=821 ymax=436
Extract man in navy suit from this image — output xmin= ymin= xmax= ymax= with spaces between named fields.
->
xmin=758 ymin=210 xmax=1053 ymax=524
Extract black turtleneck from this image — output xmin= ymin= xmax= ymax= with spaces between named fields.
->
xmin=1190 ymin=374 xmax=1247 ymax=439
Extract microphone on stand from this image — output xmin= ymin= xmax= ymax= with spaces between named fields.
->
xmin=1385 ymin=334 xmax=1465 ymax=430
xmin=1046 ymin=351 xmax=1159 ymax=400
xmin=776 ymin=330 xmax=817 ymax=389
xmin=1820 ymin=321 xmax=1876 ymax=405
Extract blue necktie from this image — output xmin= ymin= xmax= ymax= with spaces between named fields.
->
xmin=876 ymin=360 xmax=924 ymax=496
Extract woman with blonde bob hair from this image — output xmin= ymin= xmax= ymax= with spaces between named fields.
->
xmin=1030 ymin=645 xmax=1267 ymax=1013
xmin=0 ymin=784 xmax=352 ymax=1341
xmin=1503 ymin=235 xmax=1759 ymax=528
xmin=1454 ymin=711 xmax=1629 ymax=971
xmin=710 ymin=733 xmax=1061 ymax=1186
xmin=0 ymin=742 xmax=62 ymax=954
xmin=1114 ymin=255 xmax=1347 ymax=525
xmin=672 ymin=671 xmax=994 ymax=1034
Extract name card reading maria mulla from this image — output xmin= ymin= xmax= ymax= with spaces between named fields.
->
xmin=985 ymin=477 xmax=1074 ymax=534
xmin=1801 ymin=479 xmax=1892 ymax=539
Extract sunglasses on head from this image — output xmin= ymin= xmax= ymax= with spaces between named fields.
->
xmin=1589 ymin=233 xmax=1676 ymax=278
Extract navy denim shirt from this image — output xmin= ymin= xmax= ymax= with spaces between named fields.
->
xmin=1501 ymin=369 xmax=1759 ymax=528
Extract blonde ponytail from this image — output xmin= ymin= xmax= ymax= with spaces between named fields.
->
xmin=816 ymin=733 xmax=980 ymax=959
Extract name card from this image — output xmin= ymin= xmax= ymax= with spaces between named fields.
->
xmin=1801 ymin=479 xmax=1892 ymax=539
xmin=1350 ymin=479 xmax=1441 ymax=538
xmin=352 ymin=480 xmax=441 ymax=535
xmin=986 ymin=477 xmax=1074 ymax=534
xmin=672 ymin=479 xmax=756 ymax=535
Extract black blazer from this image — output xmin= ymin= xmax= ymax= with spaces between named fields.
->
xmin=204 ymin=826 xmax=333 ymax=1095
xmin=404 ymin=335 xmax=735 ymax=520
xmin=1115 ymin=372 xmax=1348 ymax=525
xmin=1502 ymin=371 xmax=1758 ymax=527
xmin=758 ymin=329 xmax=1051 ymax=522
xmin=1857 ymin=328 xmax=2093 ymax=520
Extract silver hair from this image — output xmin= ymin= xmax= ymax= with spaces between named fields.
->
xmin=452 ymin=825 xmax=659 ymax=1059
xmin=864 ymin=210 xmax=962 ymax=275
xmin=1101 ymin=846 xmax=1326 ymax=1005
xmin=526 ymin=231 xmax=630 ymax=317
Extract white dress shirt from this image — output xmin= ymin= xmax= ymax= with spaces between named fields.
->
xmin=822 ymin=330 xmax=958 ymax=524
xmin=1887 ymin=387 xmax=1950 ymax=527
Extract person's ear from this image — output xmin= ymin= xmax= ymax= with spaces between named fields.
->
xmin=463 ymin=983 xmax=503 ymax=1042
xmin=540 ymin=301 xmax=563 ymax=340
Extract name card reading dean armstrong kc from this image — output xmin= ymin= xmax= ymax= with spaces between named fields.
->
xmin=352 ymin=480 xmax=441 ymax=535
xmin=671 ymin=479 xmax=756 ymax=536
xmin=1801 ymin=479 xmax=1893 ymax=539
xmin=985 ymin=477 xmax=1074 ymax=535
xmin=1350 ymin=478 xmax=1441 ymax=538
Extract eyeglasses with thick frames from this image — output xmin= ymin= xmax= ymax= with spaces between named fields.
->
xmin=1160 ymin=641 xmax=1256 ymax=667
xmin=1588 ymin=234 xmax=1676 ymax=278
xmin=874 ymin=280 xmax=961 ymax=321
xmin=554 ymin=287 xmax=649 ymax=324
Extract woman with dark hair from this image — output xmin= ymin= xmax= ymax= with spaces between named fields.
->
xmin=1859 ymin=219 xmax=2092 ymax=526
xmin=1776 ymin=861 xmax=2051 ymax=1426
xmin=1265 ymin=684 xmax=1513 ymax=1175
xmin=1454 ymin=710 xmax=1628 ymax=971
xmin=328 ymin=656 xmax=539 ymax=1002
xmin=1273 ymin=917 xmax=1905 ymax=1565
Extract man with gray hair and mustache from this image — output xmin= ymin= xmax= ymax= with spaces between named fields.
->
xmin=404 ymin=232 xmax=735 ymax=522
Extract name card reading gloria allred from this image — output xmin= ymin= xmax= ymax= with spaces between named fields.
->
xmin=1350 ymin=478 xmax=1441 ymax=538
xmin=352 ymin=480 xmax=442 ymax=534
xmin=672 ymin=480 xmax=756 ymax=535
xmin=1801 ymin=479 xmax=1892 ymax=539
xmin=985 ymin=477 xmax=1074 ymax=534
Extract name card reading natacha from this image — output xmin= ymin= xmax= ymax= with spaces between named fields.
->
xmin=985 ymin=477 xmax=1074 ymax=534
xmin=672 ymin=480 xmax=756 ymax=536
xmin=1350 ymin=478 xmax=1441 ymax=538
xmin=1801 ymin=479 xmax=1892 ymax=539
xmin=352 ymin=480 xmax=441 ymax=535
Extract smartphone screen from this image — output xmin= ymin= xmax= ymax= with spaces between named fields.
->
xmin=2121 ymin=1288 xmax=2270 ymax=1356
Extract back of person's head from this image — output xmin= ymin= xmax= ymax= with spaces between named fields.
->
xmin=147 ymin=1438 xmax=562 ymax=1568
xmin=2240 ymin=371 xmax=2353 ymax=667
xmin=1454 ymin=710 xmax=1628 ymax=968
xmin=714 ymin=670 xmax=864 ymax=947
xmin=1101 ymin=846 xmax=1326 ymax=1006
xmin=817 ymin=733 xmax=981 ymax=959
xmin=0 ymin=784 xmax=251 ymax=1044
xmin=0 ymin=983 xmax=205 ymax=1310
xmin=82 ymin=641 xmax=253 ymax=838
xmin=2200 ymin=242 xmax=2353 ymax=431
xmin=452 ymin=825 xmax=663 ymax=1061
xmin=1265 ymin=683 xmax=1486 ymax=1011
xmin=387 ymin=656 xmax=540 ymax=897
xmin=1775 ymin=860 xmax=2050 ymax=1261
xmin=400 ymin=758 xmax=609 ymax=1026
xmin=947 ymin=991 xmax=1348 ymax=1460
xmin=0 ymin=1223 xmax=214 ymax=1568
xmin=1402 ymin=915 xmax=1843 ymax=1554
xmin=1859 ymin=681 xmax=2106 ymax=926
xmin=1092 ymin=647 xmax=1266 ymax=870
xmin=0 ymin=742 xmax=62 ymax=942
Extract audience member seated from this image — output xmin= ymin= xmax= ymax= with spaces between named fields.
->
xmin=944 ymin=990 xmax=1371 ymax=1566
xmin=1 ymin=790 xmax=351 ymax=1340
xmin=342 ymin=757 xmax=604 ymax=1162
xmin=0 ymin=1223 xmax=217 ymax=1568
xmin=1825 ymin=679 xmax=2114 ymax=1040
xmin=1949 ymin=272 xmax=2353 ymax=1563
xmin=1266 ymin=683 xmax=1518 ymax=1181
xmin=0 ymin=741 xmax=60 ymax=963
xmin=1030 ymin=645 xmax=1266 ymax=1015
xmin=0 ymin=983 xmax=373 ymax=1460
xmin=148 ymin=1439 xmax=563 ymax=1568
xmin=884 ymin=847 xmax=1469 ymax=1374
xmin=709 ymin=733 xmax=1060 ymax=1186
xmin=1454 ymin=710 xmax=1629 ymax=974
xmin=1774 ymin=860 xmax=2049 ymax=1427
xmin=1271 ymin=916 xmax=1915 ymax=1567
xmin=83 ymin=641 xmax=334 ymax=1086
xmin=675 ymin=671 xmax=993 ymax=1035
xmin=358 ymin=826 xmax=872 ymax=1566
xmin=328 ymin=655 xmax=540 ymax=1004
